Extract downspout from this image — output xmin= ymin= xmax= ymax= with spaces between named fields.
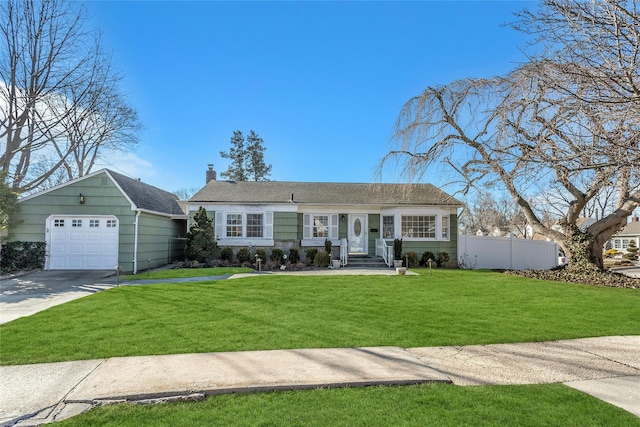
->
xmin=133 ymin=209 xmax=141 ymax=274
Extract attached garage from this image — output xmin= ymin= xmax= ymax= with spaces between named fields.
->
xmin=10 ymin=169 xmax=187 ymax=273
xmin=46 ymin=215 xmax=119 ymax=270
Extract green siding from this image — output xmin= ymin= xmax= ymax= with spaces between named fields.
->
xmin=274 ymin=212 xmax=298 ymax=240
xmin=368 ymin=214 xmax=381 ymax=255
xmin=397 ymin=214 xmax=458 ymax=262
xmin=136 ymin=213 xmax=185 ymax=272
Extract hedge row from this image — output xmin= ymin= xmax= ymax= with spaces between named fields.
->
xmin=0 ymin=241 xmax=46 ymax=274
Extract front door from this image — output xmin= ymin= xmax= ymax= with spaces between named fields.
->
xmin=348 ymin=214 xmax=367 ymax=254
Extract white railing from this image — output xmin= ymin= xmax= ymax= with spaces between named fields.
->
xmin=376 ymin=238 xmax=393 ymax=267
xmin=340 ymin=238 xmax=348 ymax=266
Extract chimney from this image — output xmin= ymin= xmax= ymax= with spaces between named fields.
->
xmin=206 ymin=164 xmax=216 ymax=183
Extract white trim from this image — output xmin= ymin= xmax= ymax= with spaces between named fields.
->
xmin=133 ymin=210 xmax=141 ymax=274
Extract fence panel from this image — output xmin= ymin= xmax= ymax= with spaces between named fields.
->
xmin=458 ymin=233 xmax=557 ymax=270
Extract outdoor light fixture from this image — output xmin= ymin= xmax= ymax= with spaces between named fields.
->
xmin=341 ymin=214 xmax=346 ymax=222
xmin=78 ymin=193 xmax=85 ymax=205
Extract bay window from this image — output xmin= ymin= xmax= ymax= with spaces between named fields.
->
xmin=402 ymin=215 xmax=436 ymax=238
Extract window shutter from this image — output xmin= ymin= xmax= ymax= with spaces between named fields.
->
xmin=330 ymin=214 xmax=339 ymax=239
xmin=303 ymin=214 xmax=311 ymax=239
xmin=264 ymin=212 xmax=273 ymax=238
xmin=215 ymin=212 xmax=224 ymax=239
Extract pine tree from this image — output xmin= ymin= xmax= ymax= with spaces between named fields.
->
xmin=246 ymin=130 xmax=272 ymax=181
xmin=624 ymin=239 xmax=639 ymax=261
xmin=219 ymin=131 xmax=247 ymax=181
xmin=185 ymin=207 xmax=218 ymax=263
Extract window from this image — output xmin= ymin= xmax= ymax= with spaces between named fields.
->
xmin=303 ymin=214 xmax=338 ymax=240
xmin=401 ymin=215 xmax=435 ymax=238
xmin=246 ymin=213 xmax=264 ymax=238
xmin=72 ymin=219 xmax=82 ymax=228
xmin=226 ymin=213 xmax=243 ymax=237
xmin=442 ymin=216 xmax=449 ymax=239
xmin=54 ymin=219 xmax=65 ymax=227
xmin=106 ymin=219 xmax=117 ymax=228
xmin=89 ymin=219 xmax=100 ymax=228
xmin=382 ymin=216 xmax=394 ymax=239
xmin=312 ymin=215 xmax=329 ymax=237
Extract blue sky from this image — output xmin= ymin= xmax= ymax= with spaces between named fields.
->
xmin=86 ymin=1 xmax=534 ymax=194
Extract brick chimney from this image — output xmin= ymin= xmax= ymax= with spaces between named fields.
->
xmin=206 ymin=164 xmax=216 ymax=183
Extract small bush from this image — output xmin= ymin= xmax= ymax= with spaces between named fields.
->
xmin=305 ymin=248 xmax=318 ymax=265
xmin=237 ymin=247 xmax=251 ymax=263
xmin=324 ymin=238 xmax=332 ymax=254
xmin=436 ymin=251 xmax=450 ymax=267
xmin=0 ymin=241 xmax=46 ymax=273
xmin=271 ymin=248 xmax=284 ymax=263
xmin=405 ymin=251 xmax=420 ymax=268
xmin=255 ymin=249 xmax=267 ymax=263
xmin=605 ymin=249 xmax=620 ymax=258
xmin=288 ymin=248 xmax=300 ymax=264
xmin=219 ymin=247 xmax=234 ymax=261
xmin=624 ymin=240 xmax=638 ymax=260
xmin=420 ymin=251 xmax=435 ymax=267
xmin=314 ymin=251 xmax=331 ymax=268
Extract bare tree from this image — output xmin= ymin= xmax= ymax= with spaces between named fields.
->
xmin=0 ymin=0 xmax=140 ymax=194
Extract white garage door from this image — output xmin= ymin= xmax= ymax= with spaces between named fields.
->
xmin=46 ymin=215 xmax=119 ymax=270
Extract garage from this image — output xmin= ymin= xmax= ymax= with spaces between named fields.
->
xmin=46 ymin=215 xmax=119 ymax=270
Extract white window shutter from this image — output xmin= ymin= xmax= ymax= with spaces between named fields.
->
xmin=303 ymin=214 xmax=311 ymax=239
xmin=265 ymin=212 xmax=273 ymax=238
xmin=330 ymin=214 xmax=339 ymax=239
xmin=215 ymin=212 xmax=224 ymax=239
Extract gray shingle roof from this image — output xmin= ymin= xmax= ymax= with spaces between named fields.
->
xmin=190 ymin=180 xmax=462 ymax=206
xmin=617 ymin=220 xmax=640 ymax=236
xmin=108 ymin=170 xmax=186 ymax=216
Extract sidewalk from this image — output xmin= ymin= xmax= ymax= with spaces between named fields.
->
xmin=1 ymin=336 xmax=639 ymax=426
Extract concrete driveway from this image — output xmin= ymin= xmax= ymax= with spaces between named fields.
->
xmin=0 ymin=270 xmax=116 ymax=324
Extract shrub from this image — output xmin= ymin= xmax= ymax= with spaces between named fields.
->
xmin=219 ymin=247 xmax=234 ymax=261
xmin=436 ymin=251 xmax=450 ymax=267
xmin=420 ymin=251 xmax=435 ymax=267
xmin=405 ymin=251 xmax=419 ymax=268
xmin=393 ymin=239 xmax=403 ymax=260
xmin=271 ymin=248 xmax=284 ymax=263
xmin=255 ymin=249 xmax=267 ymax=263
xmin=237 ymin=247 xmax=251 ymax=263
xmin=0 ymin=241 xmax=46 ymax=273
xmin=605 ymin=249 xmax=620 ymax=258
xmin=314 ymin=250 xmax=331 ymax=268
xmin=305 ymin=248 xmax=318 ymax=265
xmin=624 ymin=240 xmax=638 ymax=260
xmin=288 ymin=248 xmax=300 ymax=264
xmin=324 ymin=238 xmax=332 ymax=254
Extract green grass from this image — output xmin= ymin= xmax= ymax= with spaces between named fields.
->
xmin=120 ymin=267 xmax=253 ymax=280
xmin=2 ymin=270 xmax=638 ymax=365
xmin=55 ymin=384 xmax=640 ymax=426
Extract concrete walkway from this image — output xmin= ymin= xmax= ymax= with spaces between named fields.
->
xmin=1 ymin=336 xmax=638 ymax=426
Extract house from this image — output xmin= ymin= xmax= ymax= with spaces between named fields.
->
xmin=610 ymin=217 xmax=640 ymax=254
xmin=187 ymin=168 xmax=462 ymax=265
xmin=9 ymin=169 xmax=187 ymax=273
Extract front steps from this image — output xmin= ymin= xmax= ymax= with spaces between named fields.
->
xmin=344 ymin=255 xmax=390 ymax=269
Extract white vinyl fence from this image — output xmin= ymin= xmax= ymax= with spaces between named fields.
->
xmin=458 ymin=233 xmax=558 ymax=270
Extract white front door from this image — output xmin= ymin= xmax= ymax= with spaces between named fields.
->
xmin=348 ymin=214 xmax=367 ymax=254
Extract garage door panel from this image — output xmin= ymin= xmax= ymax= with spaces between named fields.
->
xmin=47 ymin=215 xmax=119 ymax=270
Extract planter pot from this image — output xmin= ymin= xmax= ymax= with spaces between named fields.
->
xmin=332 ymin=259 xmax=341 ymax=269
xmin=393 ymin=260 xmax=403 ymax=268
xmin=396 ymin=267 xmax=407 ymax=275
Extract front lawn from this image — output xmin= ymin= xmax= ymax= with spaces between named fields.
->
xmin=1 ymin=270 xmax=638 ymax=365
xmin=56 ymin=383 xmax=640 ymax=427
xmin=120 ymin=267 xmax=253 ymax=280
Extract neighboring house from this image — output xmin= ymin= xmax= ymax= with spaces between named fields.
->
xmin=610 ymin=217 xmax=640 ymax=254
xmin=9 ymin=169 xmax=187 ymax=273
xmin=187 ymin=171 xmax=462 ymax=264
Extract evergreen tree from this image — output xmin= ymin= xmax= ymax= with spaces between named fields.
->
xmin=624 ymin=240 xmax=639 ymax=261
xmin=219 ymin=131 xmax=247 ymax=181
xmin=0 ymin=171 xmax=20 ymax=241
xmin=246 ymin=130 xmax=272 ymax=181
xmin=185 ymin=207 xmax=218 ymax=263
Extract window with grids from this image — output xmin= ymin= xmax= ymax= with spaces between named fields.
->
xmin=89 ymin=219 xmax=100 ymax=228
xmin=246 ymin=213 xmax=264 ymax=238
xmin=54 ymin=219 xmax=65 ymax=227
xmin=401 ymin=215 xmax=435 ymax=238
xmin=442 ymin=216 xmax=449 ymax=239
xmin=382 ymin=216 xmax=394 ymax=238
xmin=226 ymin=213 xmax=243 ymax=237
xmin=106 ymin=219 xmax=117 ymax=228
xmin=72 ymin=219 xmax=82 ymax=227
xmin=312 ymin=215 xmax=329 ymax=238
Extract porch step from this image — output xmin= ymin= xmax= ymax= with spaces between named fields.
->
xmin=345 ymin=255 xmax=389 ymax=269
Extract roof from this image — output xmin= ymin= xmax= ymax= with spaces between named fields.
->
xmin=616 ymin=220 xmax=640 ymax=237
xmin=107 ymin=170 xmax=185 ymax=216
xmin=190 ymin=180 xmax=462 ymax=206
